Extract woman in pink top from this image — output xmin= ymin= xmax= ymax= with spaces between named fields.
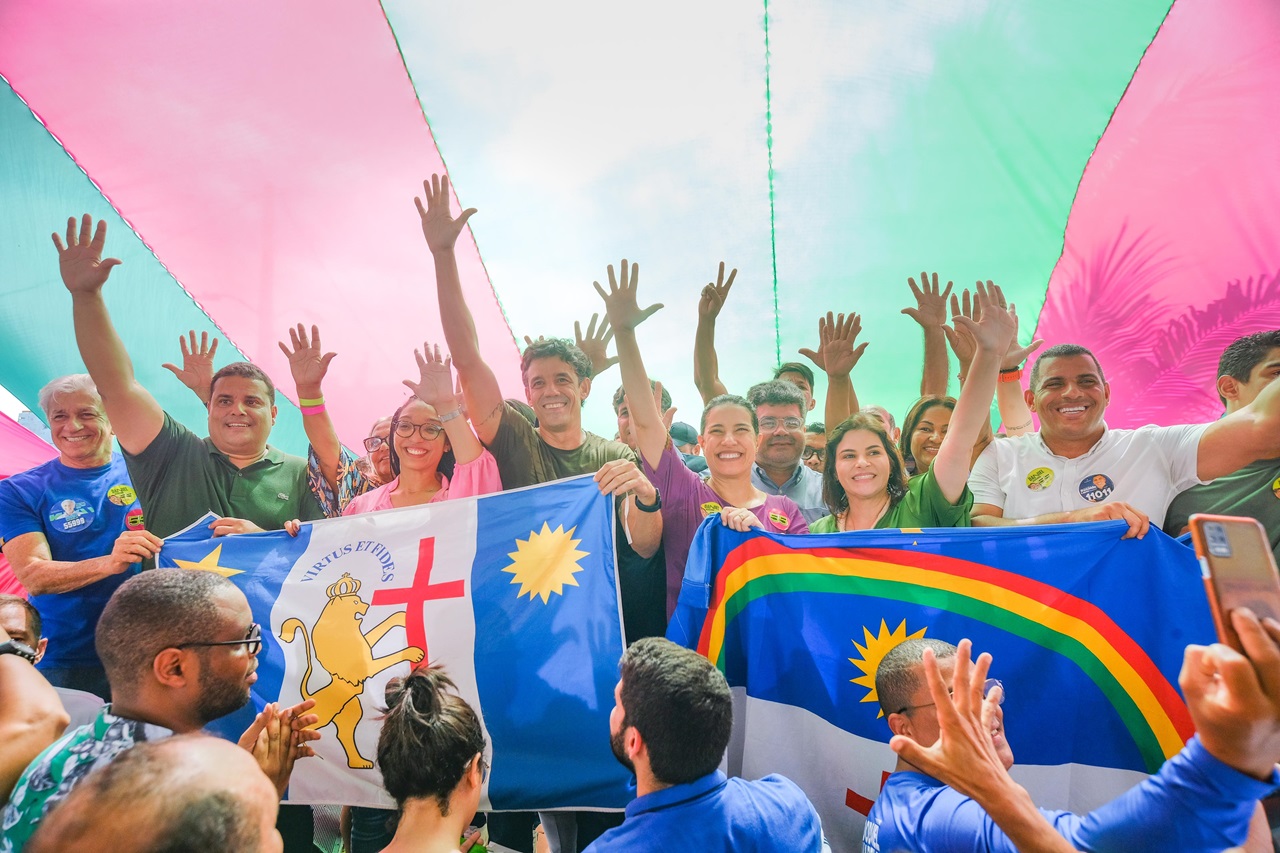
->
xmin=344 ymin=344 xmax=500 ymax=515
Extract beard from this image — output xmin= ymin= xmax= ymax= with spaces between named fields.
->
xmin=610 ymin=727 xmax=634 ymax=774
xmin=195 ymin=659 xmax=252 ymax=724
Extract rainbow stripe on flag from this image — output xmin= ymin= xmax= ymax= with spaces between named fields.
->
xmin=668 ymin=519 xmax=1213 ymax=850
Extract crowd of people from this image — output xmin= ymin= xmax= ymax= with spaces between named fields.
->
xmin=1 ymin=175 xmax=1280 ymax=852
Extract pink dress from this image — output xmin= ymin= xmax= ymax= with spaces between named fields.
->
xmin=342 ymin=449 xmax=502 ymax=515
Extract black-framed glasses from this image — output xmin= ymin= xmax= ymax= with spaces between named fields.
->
xmin=895 ymin=678 xmax=1004 ymax=716
xmin=468 ymin=753 xmax=489 ymax=783
xmin=802 ymin=446 xmax=825 ymax=461
xmin=178 ymin=623 xmax=262 ymax=656
xmin=363 ymin=435 xmax=389 ymax=453
xmin=393 ymin=420 xmax=444 ymax=441
xmin=759 ymin=416 xmax=804 ymax=432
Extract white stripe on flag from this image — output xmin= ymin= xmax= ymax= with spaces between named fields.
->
xmin=275 ymin=498 xmax=488 ymax=807
xmin=730 ymin=691 xmax=1148 ymax=853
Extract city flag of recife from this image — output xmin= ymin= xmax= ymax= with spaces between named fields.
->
xmin=667 ymin=518 xmax=1214 ymax=851
xmin=157 ymin=475 xmax=631 ymax=811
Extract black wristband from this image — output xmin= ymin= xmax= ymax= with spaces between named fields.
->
xmin=634 ymin=488 xmax=662 ymax=513
xmin=0 ymin=639 xmax=37 ymax=663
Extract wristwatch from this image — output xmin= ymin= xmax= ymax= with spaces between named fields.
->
xmin=0 ymin=639 xmax=37 ymax=663
xmin=634 ymin=488 xmax=662 ymax=513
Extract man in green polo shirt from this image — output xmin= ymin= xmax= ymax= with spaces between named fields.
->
xmin=54 ymin=215 xmax=323 ymax=540
xmin=1165 ymin=330 xmax=1280 ymax=558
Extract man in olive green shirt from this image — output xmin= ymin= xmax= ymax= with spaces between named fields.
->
xmin=55 ymin=215 xmax=322 ymax=541
xmin=1165 ymin=331 xmax=1280 ymax=559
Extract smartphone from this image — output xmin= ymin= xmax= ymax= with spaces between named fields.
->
xmin=1188 ymin=514 xmax=1280 ymax=652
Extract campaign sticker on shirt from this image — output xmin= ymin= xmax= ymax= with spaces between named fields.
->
xmin=701 ymin=502 xmax=723 ymax=516
xmin=48 ymin=498 xmax=95 ymax=533
xmin=107 ymin=484 xmax=138 ymax=506
xmin=1272 ymin=476 xmax=1280 ymax=499
xmin=1025 ymin=467 xmax=1054 ymax=491
xmin=125 ymin=508 xmax=146 ymax=530
xmin=1079 ymin=474 xmax=1115 ymax=503
xmin=768 ymin=510 xmax=790 ymax=529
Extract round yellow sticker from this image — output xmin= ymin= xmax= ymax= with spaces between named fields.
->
xmin=1025 ymin=467 xmax=1054 ymax=492
xmin=768 ymin=510 xmax=790 ymax=528
xmin=701 ymin=502 xmax=723 ymax=516
xmin=107 ymin=484 xmax=138 ymax=506
xmin=1272 ymin=477 xmax=1280 ymax=499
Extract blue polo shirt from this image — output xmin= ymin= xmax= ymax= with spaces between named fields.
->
xmin=0 ymin=454 xmax=143 ymax=668
xmin=752 ymin=463 xmax=827 ymax=524
xmin=863 ymin=736 xmax=1278 ymax=853
xmin=585 ymin=770 xmax=822 ymax=853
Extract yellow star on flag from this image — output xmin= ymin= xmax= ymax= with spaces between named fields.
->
xmin=502 ymin=522 xmax=589 ymax=603
xmin=173 ymin=544 xmax=244 ymax=577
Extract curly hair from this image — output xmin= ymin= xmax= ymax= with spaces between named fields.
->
xmin=520 ymin=339 xmax=593 ymax=387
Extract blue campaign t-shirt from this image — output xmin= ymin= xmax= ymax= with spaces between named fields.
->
xmin=0 ymin=453 xmax=144 ymax=668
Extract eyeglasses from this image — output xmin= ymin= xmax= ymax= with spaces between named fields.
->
xmin=393 ymin=420 xmax=444 ymax=441
xmin=178 ymin=623 xmax=262 ymax=656
xmin=759 ymin=416 xmax=804 ymax=432
xmin=894 ymin=678 xmax=1004 ymax=716
xmin=363 ymin=435 xmax=389 ymax=453
xmin=802 ymin=446 xmax=825 ymax=461
xmin=467 ymin=753 xmax=489 ymax=783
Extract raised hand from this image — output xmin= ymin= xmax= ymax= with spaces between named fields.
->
xmin=799 ymin=312 xmax=868 ymax=377
xmin=593 ymin=259 xmax=663 ymax=332
xmin=162 ymin=330 xmax=219 ymax=395
xmin=901 ymin=271 xmax=953 ymax=329
xmin=1182 ymin=608 xmax=1280 ymax=780
xmin=698 ymin=262 xmax=737 ymax=320
xmin=52 ymin=214 xmax=122 ymax=294
xmin=943 ymin=287 xmax=981 ymax=371
xmin=277 ymin=324 xmax=336 ymax=395
xmin=522 ymin=334 xmax=547 ymax=349
xmin=415 ymin=173 xmax=477 ymax=254
xmin=890 ymin=641 xmax=1003 ymax=790
xmin=653 ymin=380 xmax=677 ymax=431
xmin=1002 ymin=305 xmax=1044 ymax=371
xmin=954 ymin=281 xmax=1015 ymax=356
xmin=402 ymin=343 xmax=460 ymax=409
xmin=575 ymin=313 xmax=618 ymax=377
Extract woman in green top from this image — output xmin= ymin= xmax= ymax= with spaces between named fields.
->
xmin=813 ymin=282 xmax=1014 ymax=532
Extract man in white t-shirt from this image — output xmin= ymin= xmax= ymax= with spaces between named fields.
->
xmin=969 ymin=344 xmax=1280 ymax=536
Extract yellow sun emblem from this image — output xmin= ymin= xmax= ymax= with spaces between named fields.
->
xmin=501 ymin=522 xmax=590 ymax=603
xmin=172 ymin=544 xmax=244 ymax=577
xmin=849 ymin=619 xmax=927 ymax=717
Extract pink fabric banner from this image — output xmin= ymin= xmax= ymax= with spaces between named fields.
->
xmin=1033 ymin=0 xmax=1280 ymax=426
xmin=0 ymin=411 xmax=55 ymax=480
xmin=0 ymin=1 xmax=522 ymax=447
xmin=0 ymin=411 xmax=54 ymax=596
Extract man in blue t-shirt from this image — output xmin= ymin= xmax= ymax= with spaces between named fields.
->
xmin=0 ymin=375 xmax=162 ymax=699
xmin=586 ymin=637 xmax=824 ymax=853
xmin=864 ymin=637 xmax=1279 ymax=852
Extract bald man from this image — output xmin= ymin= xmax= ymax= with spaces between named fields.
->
xmin=26 ymin=735 xmax=282 ymax=853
